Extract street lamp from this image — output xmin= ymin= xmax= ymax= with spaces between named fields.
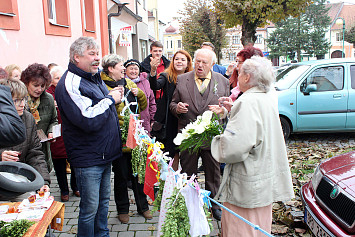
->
xmin=335 ymin=17 xmax=345 ymax=58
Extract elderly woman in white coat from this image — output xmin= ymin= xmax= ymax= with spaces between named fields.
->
xmin=211 ymin=56 xmax=294 ymax=237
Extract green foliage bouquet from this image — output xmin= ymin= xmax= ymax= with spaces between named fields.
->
xmin=173 ymin=111 xmax=223 ymax=153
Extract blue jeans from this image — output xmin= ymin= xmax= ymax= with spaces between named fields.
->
xmin=74 ymin=163 xmax=112 ymax=237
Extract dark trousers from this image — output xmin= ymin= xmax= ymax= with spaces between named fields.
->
xmin=52 ymin=158 xmax=78 ymax=195
xmin=180 ymin=149 xmax=221 ymax=210
xmin=112 ymin=152 xmax=149 ymax=214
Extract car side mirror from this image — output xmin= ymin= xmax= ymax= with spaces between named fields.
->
xmin=303 ymin=84 xmax=317 ymax=95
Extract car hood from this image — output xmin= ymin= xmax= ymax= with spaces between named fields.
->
xmin=320 ymin=151 xmax=355 ymax=196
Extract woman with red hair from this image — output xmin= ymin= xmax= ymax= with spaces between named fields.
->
xmin=149 ymin=50 xmax=193 ymax=170
xmin=210 ymin=46 xmax=263 ymax=115
xmin=21 ymin=63 xmax=58 ymax=172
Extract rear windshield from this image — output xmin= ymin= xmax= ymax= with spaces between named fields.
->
xmin=275 ymin=65 xmax=310 ymax=90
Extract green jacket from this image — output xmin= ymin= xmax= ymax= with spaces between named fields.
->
xmin=32 ymin=92 xmax=58 ymax=172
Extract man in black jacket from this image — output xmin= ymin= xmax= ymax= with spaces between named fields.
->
xmin=141 ymin=41 xmax=170 ymax=101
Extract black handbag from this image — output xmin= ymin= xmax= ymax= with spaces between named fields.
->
xmin=151 ymin=120 xmax=167 ymax=140
xmin=151 ymin=80 xmax=169 ymax=141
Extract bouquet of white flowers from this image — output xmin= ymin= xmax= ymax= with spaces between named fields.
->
xmin=173 ymin=111 xmax=224 ymax=153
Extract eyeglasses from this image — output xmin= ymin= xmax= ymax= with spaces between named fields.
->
xmin=236 ymin=60 xmax=244 ymax=64
xmin=13 ymin=98 xmax=27 ymax=106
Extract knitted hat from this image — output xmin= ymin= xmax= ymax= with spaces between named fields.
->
xmin=124 ymin=59 xmax=141 ymax=72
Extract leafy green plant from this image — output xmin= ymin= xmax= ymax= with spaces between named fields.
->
xmin=121 ymin=109 xmax=130 ymax=145
xmin=152 ymin=180 xmax=166 ymax=214
xmin=161 ymin=188 xmax=190 ymax=237
xmin=0 ymin=219 xmax=35 ymax=237
xmin=131 ymin=144 xmax=148 ymax=184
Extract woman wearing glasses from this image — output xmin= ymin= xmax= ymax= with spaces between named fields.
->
xmin=0 ymin=78 xmax=50 ymax=200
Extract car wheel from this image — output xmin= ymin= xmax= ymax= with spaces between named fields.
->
xmin=280 ymin=117 xmax=291 ymax=140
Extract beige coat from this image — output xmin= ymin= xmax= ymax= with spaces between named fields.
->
xmin=211 ymin=87 xmax=294 ymax=208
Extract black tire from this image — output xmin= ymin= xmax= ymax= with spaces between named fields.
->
xmin=0 ymin=161 xmax=44 ymax=193
xmin=280 ymin=117 xmax=291 ymax=140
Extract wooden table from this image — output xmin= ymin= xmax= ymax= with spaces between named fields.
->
xmin=1 ymin=201 xmax=65 ymax=237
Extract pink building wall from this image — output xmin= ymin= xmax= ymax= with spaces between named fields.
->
xmin=0 ymin=0 xmax=103 ymax=70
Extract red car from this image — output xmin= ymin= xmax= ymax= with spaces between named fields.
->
xmin=301 ymin=151 xmax=355 ymax=237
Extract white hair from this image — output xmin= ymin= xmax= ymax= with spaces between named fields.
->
xmin=50 ymin=65 xmax=64 ymax=77
xmin=241 ymin=56 xmax=275 ymax=92
xmin=194 ymin=48 xmax=217 ymax=65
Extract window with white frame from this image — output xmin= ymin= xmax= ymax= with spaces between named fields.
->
xmin=47 ymin=0 xmax=56 ymax=23
xmin=229 ymin=52 xmax=236 ymax=61
xmin=178 ymin=40 xmax=182 ymax=49
xmin=255 ymin=34 xmax=263 ymax=44
xmin=336 ymin=32 xmax=343 ymax=42
xmin=232 ymin=35 xmax=240 ymax=45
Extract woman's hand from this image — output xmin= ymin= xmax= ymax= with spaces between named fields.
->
xmin=208 ymin=105 xmax=224 ymax=115
xmin=131 ymin=88 xmax=138 ymax=96
xmin=1 ymin=150 xmax=20 ymax=162
xmin=219 ymin=97 xmax=233 ymax=112
xmin=39 ymin=185 xmax=50 ymax=192
xmin=226 ymin=62 xmax=237 ymax=77
xmin=47 ymin=132 xmax=56 ymax=143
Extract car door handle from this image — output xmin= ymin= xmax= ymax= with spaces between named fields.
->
xmin=333 ymin=94 xmax=342 ymax=98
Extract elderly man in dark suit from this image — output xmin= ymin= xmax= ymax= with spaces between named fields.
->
xmin=170 ymin=48 xmax=230 ymax=221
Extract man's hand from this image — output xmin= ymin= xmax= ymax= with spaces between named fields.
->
xmin=176 ymin=102 xmax=189 ymax=114
xmin=109 ymin=88 xmax=123 ymax=104
xmin=1 ymin=150 xmax=20 ymax=162
xmin=150 ymin=57 xmax=160 ymax=76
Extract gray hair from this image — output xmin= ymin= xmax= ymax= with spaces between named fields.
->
xmin=194 ymin=48 xmax=217 ymax=66
xmin=50 ymin=65 xmax=64 ymax=78
xmin=69 ymin=37 xmax=100 ymax=64
xmin=0 ymin=78 xmax=27 ymax=98
xmin=241 ymin=56 xmax=275 ymax=92
xmin=101 ymin=54 xmax=125 ymax=75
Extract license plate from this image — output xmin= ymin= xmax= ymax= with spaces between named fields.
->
xmin=305 ymin=207 xmax=333 ymax=237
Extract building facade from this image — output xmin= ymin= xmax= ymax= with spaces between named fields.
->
xmin=0 ymin=0 xmax=108 ymax=69
xmin=163 ymin=20 xmax=182 ymax=60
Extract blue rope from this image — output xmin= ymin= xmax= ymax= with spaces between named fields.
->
xmin=134 ymin=118 xmax=274 ymax=237
xmin=207 ymin=197 xmax=274 ymax=237
xmin=164 ymin=164 xmax=274 ymax=237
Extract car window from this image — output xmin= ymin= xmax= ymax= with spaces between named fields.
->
xmin=275 ymin=65 xmax=310 ymax=90
xmin=351 ymin=65 xmax=355 ymax=89
xmin=300 ymin=66 xmax=344 ymax=92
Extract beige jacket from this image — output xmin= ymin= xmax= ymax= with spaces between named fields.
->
xmin=211 ymin=87 xmax=294 ymax=208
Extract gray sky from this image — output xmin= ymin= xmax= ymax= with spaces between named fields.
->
xmin=158 ymin=0 xmax=185 ymax=24
xmin=158 ymin=0 xmax=355 ymax=25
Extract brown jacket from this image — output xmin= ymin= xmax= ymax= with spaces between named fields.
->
xmin=0 ymin=110 xmax=51 ymax=185
xmin=170 ymin=70 xmax=230 ymax=131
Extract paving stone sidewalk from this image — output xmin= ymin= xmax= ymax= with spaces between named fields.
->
xmin=51 ymin=171 xmax=221 ymax=237
xmin=51 ymin=132 xmax=355 ymax=236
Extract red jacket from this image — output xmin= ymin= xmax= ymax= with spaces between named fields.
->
xmin=46 ymin=85 xmax=67 ymax=159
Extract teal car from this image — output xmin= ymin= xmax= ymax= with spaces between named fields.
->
xmin=275 ymin=59 xmax=355 ymax=139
